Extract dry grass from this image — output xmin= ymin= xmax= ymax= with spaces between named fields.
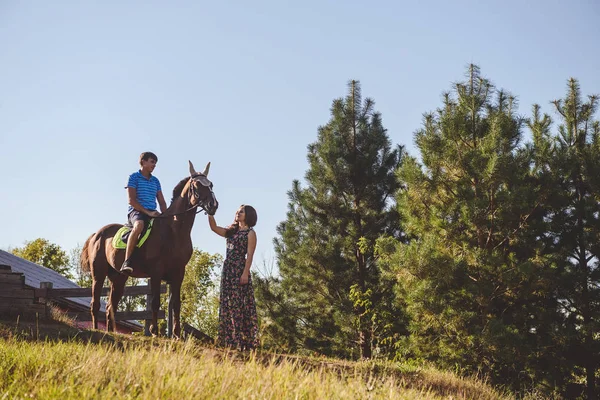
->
xmin=0 ymin=339 xmax=508 ymax=400
xmin=0 ymin=316 xmax=509 ymax=399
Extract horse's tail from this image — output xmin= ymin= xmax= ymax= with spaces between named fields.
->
xmin=80 ymin=234 xmax=94 ymax=274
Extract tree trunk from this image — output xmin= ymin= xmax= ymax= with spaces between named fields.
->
xmin=577 ymin=179 xmax=596 ymax=399
xmin=585 ymin=326 xmax=596 ymax=400
xmin=357 ymin=250 xmax=372 ymax=359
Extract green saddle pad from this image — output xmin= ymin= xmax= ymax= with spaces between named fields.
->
xmin=112 ymin=219 xmax=154 ymax=250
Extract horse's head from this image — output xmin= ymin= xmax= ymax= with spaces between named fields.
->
xmin=186 ymin=161 xmax=219 ymax=215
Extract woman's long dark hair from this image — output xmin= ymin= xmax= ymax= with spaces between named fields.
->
xmin=225 ymin=205 xmax=258 ymax=238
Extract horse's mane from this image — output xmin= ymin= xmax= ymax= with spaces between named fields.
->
xmin=171 ymin=176 xmax=191 ymax=204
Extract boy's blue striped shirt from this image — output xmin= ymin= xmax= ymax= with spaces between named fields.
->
xmin=126 ymin=171 xmax=162 ymax=212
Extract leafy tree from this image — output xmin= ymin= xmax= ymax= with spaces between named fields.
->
xmin=258 ymin=80 xmax=405 ymax=358
xmin=68 ymin=244 xmax=92 ymax=288
xmin=180 ymin=249 xmax=222 ymax=335
xmin=12 ymin=238 xmax=73 ymax=280
xmin=189 ymin=280 xmax=220 ymax=339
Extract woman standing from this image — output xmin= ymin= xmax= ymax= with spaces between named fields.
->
xmin=208 ymin=205 xmax=259 ymax=350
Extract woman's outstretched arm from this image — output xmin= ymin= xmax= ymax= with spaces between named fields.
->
xmin=208 ymin=215 xmax=227 ymax=237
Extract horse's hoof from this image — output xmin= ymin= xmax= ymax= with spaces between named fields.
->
xmin=149 ymin=325 xmax=159 ymax=337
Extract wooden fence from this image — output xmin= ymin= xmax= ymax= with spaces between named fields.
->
xmin=36 ymin=280 xmax=174 ymax=337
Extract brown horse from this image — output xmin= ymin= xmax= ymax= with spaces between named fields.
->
xmin=80 ymin=161 xmax=218 ymax=337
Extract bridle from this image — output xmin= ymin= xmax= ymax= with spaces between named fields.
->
xmin=154 ymin=174 xmax=216 ymax=219
xmin=188 ymin=174 xmax=217 ymax=215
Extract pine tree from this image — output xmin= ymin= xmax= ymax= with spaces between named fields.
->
xmin=378 ymin=65 xmax=555 ymax=389
xmin=259 ymin=80 xmax=405 ymax=358
xmin=530 ymin=79 xmax=600 ymax=398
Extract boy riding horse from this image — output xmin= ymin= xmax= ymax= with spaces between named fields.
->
xmin=121 ymin=151 xmax=167 ymax=273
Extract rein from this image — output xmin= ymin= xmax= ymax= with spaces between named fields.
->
xmin=151 ymin=204 xmax=206 ymax=219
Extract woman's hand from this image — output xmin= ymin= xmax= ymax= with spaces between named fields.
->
xmin=240 ymin=270 xmax=249 ymax=285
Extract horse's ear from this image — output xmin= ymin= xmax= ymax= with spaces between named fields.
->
xmin=201 ymin=162 xmax=211 ymax=176
xmin=189 ymin=160 xmax=197 ymax=176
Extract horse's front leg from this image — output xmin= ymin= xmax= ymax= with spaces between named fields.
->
xmin=169 ymin=280 xmax=182 ymax=339
xmin=149 ymin=277 xmax=162 ymax=336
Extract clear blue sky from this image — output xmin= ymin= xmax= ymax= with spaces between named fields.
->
xmin=1 ymin=1 xmax=598 ymax=276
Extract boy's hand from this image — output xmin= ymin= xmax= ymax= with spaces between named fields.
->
xmin=147 ymin=210 xmax=161 ymax=218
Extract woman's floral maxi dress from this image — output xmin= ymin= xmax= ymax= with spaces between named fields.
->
xmin=218 ymin=228 xmax=259 ymax=349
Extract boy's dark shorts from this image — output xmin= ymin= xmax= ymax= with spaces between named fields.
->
xmin=127 ymin=210 xmax=151 ymax=230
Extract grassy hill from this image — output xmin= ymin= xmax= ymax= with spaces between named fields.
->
xmin=0 ymin=316 xmax=510 ymax=399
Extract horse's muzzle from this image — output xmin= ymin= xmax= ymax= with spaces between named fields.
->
xmin=206 ymin=199 xmax=219 ymax=216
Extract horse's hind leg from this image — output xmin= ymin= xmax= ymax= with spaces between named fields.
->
xmin=106 ymin=273 xmax=127 ymax=332
xmin=89 ymin=238 xmax=107 ymax=330
xmin=90 ymin=275 xmax=105 ymax=330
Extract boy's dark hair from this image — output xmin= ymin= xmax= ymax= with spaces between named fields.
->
xmin=139 ymin=151 xmax=158 ymax=166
